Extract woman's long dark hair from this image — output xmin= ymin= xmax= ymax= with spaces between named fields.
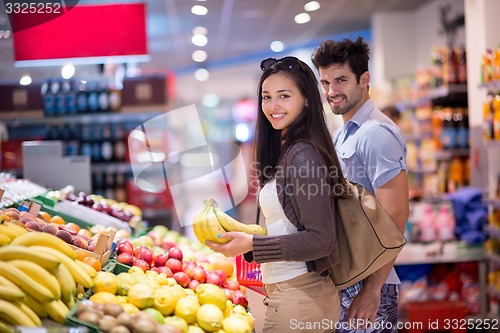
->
xmin=254 ymin=58 xmax=345 ymax=189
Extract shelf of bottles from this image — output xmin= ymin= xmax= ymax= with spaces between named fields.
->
xmin=486 ymin=206 xmax=500 ymax=303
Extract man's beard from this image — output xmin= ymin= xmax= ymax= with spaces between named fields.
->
xmin=329 ymin=96 xmax=357 ymax=116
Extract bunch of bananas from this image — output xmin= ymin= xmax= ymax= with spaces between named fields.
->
xmin=192 ymin=199 xmax=267 ymax=245
xmin=0 ymin=223 xmax=96 ymax=330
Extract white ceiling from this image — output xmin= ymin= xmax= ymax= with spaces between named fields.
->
xmin=0 ymin=0 xmax=431 ymax=107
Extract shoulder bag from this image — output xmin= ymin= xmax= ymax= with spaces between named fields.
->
xmin=330 ymin=178 xmax=406 ymax=290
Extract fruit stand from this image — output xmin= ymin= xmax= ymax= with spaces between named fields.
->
xmin=0 ymin=177 xmax=257 ymax=333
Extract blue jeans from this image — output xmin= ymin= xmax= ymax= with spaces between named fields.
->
xmin=336 ymin=281 xmax=399 ymax=333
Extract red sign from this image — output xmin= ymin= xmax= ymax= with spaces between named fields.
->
xmin=11 ymin=3 xmax=149 ymax=65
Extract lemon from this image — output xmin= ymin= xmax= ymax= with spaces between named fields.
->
xmin=222 ymin=314 xmax=252 ymax=333
xmin=174 ymin=295 xmax=200 ymax=324
xmin=116 ymin=273 xmax=137 ymax=296
xmin=155 ymin=273 xmax=170 ymax=286
xmin=197 ymin=304 xmax=224 ymax=332
xmin=128 ymin=283 xmax=155 ymax=309
xmin=143 ymin=308 xmax=165 ymax=324
xmin=121 ymin=303 xmax=140 ymax=314
xmin=187 ymin=325 xmax=205 ymax=333
xmin=128 ymin=266 xmax=145 ymax=275
xmin=117 ymin=295 xmax=128 ymax=304
xmin=165 ymin=284 xmax=187 ymax=302
xmin=145 ymin=270 xmax=159 ymax=278
xmin=92 ymin=271 xmax=118 ymax=294
xmin=89 ymin=291 xmax=120 ymax=304
xmin=153 ymin=287 xmax=177 ymax=316
xmin=195 ymin=284 xmax=227 ymax=310
xmin=163 ymin=316 xmax=188 ymax=333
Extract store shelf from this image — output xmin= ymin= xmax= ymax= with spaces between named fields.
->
xmin=395 ymin=241 xmax=485 ymax=265
xmin=91 ymin=162 xmax=132 ymax=174
xmin=1 ymin=111 xmax=163 ymax=127
xmin=399 ymin=84 xmax=468 ymax=109
xmin=435 ymin=148 xmax=470 ymax=160
xmin=479 ymin=80 xmax=500 ymax=92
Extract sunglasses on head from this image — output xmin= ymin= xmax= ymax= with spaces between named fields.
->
xmin=260 ymin=56 xmax=301 ymax=71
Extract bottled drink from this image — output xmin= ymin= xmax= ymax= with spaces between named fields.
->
xmin=420 ymin=205 xmax=436 ymax=242
xmin=436 ymin=205 xmax=455 ymax=241
xmin=97 ymin=81 xmax=110 ymax=112
xmin=448 ymin=157 xmax=464 ymax=192
xmin=101 ymin=125 xmax=114 ymax=162
xmin=457 ymin=45 xmax=467 ymax=84
xmin=80 ymin=124 xmax=93 ymax=158
xmin=93 ymin=171 xmax=104 ymax=197
xmin=456 ymin=108 xmax=469 ymax=149
xmin=76 ymin=81 xmax=88 ymax=114
xmin=483 ymin=94 xmax=494 ymax=140
xmin=65 ymin=79 xmax=77 ymax=116
xmin=91 ymin=124 xmax=102 ymax=163
xmin=494 ymin=94 xmax=500 ymax=141
xmin=109 ymin=88 xmax=122 ymax=112
xmin=113 ymin=125 xmax=127 ymax=162
xmin=87 ymin=82 xmax=99 ymax=113
xmin=41 ymin=78 xmax=55 ymax=117
xmin=115 ymin=173 xmax=127 ymax=202
xmin=104 ymin=172 xmax=115 ymax=200
xmin=447 ymin=45 xmax=458 ymax=85
xmin=53 ymin=79 xmax=66 ymax=117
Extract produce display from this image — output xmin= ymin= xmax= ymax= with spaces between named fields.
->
xmin=0 ymin=195 xmax=256 ymax=333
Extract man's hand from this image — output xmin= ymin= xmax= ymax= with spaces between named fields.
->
xmin=346 ymin=279 xmax=381 ymax=329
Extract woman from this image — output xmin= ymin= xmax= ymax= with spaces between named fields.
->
xmin=208 ymin=56 xmax=344 ymax=332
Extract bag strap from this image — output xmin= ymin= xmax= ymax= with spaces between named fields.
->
xmin=255 ymin=206 xmax=261 ymax=225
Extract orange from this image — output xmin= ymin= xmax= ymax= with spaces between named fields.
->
xmin=83 ymin=256 xmax=102 ymax=272
xmin=50 ymin=215 xmax=65 ymax=225
xmin=39 ymin=211 xmax=51 ymax=221
xmin=78 ymin=229 xmax=93 ymax=239
xmin=92 ymin=271 xmax=118 ymax=294
xmin=74 ymin=249 xmax=91 ymax=261
xmin=212 ymin=257 xmax=235 ymax=277
xmin=65 ymin=222 xmax=80 ymax=233
xmin=89 ymin=291 xmax=120 ymax=304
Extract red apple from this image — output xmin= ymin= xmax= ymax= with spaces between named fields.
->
xmin=192 ymin=266 xmax=207 ymax=283
xmin=214 ymin=269 xmax=228 ymax=283
xmin=147 ymin=230 xmax=163 ymax=247
xmin=173 ymin=272 xmax=190 ymax=288
xmin=137 ymin=248 xmax=155 ymax=266
xmin=233 ymin=295 xmax=249 ymax=308
xmin=117 ymin=241 xmax=134 ymax=256
xmin=168 ymin=247 xmax=183 ymax=261
xmin=188 ymin=279 xmax=201 ymax=291
xmin=182 ymin=262 xmax=196 ymax=278
xmin=134 ymin=245 xmax=149 ymax=257
xmin=206 ymin=272 xmax=223 ymax=286
xmin=223 ymin=279 xmax=240 ymax=291
xmin=166 ymin=258 xmax=183 ymax=274
xmin=153 ymin=253 xmax=169 ymax=267
xmin=132 ymin=259 xmax=150 ymax=272
xmin=155 ymin=266 xmax=173 ymax=277
xmin=117 ymin=253 xmax=134 ymax=266
xmin=160 ymin=239 xmax=176 ymax=251
xmin=222 ymin=288 xmax=234 ymax=302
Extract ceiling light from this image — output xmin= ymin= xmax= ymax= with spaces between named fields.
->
xmin=294 ymin=13 xmax=311 ymax=24
xmin=192 ymin=26 xmax=207 ymax=35
xmin=195 ymin=68 xmax=210 ymax=81
xmin=192 ymin=50 xmax=208 ymax=62
xmin=19 ymin=75 xmax=32 ymax=86
xmin=304 ymin=1 xmax=320 ymax=12
xmin=270 ymin=41 xmax=285 ymax=52
xmin=191 ymin=5 xmax=208 ymax=16
xmin=202 ymin=93 xmax=220 ymax=108
xmin=61 ymin=64 xmax=75 ymax=79
xmin=192 ymin=34 xmax=208 ymax=47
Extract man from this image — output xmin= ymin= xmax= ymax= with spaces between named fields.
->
xmin=312 ymin=37 xmax=409 ymax=332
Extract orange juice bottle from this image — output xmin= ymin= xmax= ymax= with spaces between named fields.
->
xmin=484 ymin=93 xmax=494 ymax=140
xmin=494 ymin=93 xmax=500 ymax=141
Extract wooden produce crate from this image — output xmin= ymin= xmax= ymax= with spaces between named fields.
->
xmin=69 ymin=229 xmax=116 ymax=267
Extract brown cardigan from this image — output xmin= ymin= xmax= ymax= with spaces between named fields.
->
xmin=247 ymin=142 xmax=340 ymax=275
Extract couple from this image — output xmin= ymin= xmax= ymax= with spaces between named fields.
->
xmin=207 ymin=37 xmax=409 ymax=333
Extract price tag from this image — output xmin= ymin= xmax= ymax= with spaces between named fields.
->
xmin=28 ymin=201 xmax=41 ymax=217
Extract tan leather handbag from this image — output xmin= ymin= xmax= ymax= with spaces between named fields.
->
xmin=330 ymin=179 xmax=406 ymax=290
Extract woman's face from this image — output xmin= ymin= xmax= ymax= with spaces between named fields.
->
xmin=261 ymin=72 xmax=306 ymax=133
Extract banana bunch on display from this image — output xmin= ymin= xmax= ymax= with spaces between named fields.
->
xmin=192 ymin=199 xmax=267 ymax=245
xmin=0 ymin=225 xmax=95 ymax=329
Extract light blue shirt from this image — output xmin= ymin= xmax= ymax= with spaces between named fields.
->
xmin=333 ymin=99 xmax=407 ymax=285
xmin=333 ymin=99 xmax=407 ymax=193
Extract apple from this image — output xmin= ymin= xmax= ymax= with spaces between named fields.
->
xmin=133 ymin=259 xmax=150 ymax=272
xmin=222 ymin=288 xmax=234 ymax=302
xmin=91 ymin=202 xmax=104 ymax=212
xmin=182 ymin=261 xmax=196 ymax=278
xmin=173 ymin=272 xmax=190 ymax=288
xmin=134 ymin=245 xmax=149 ymax=257
xmin=192 ymin=266 xmax=207 ymax=283
xmin=153 ymin=253 xmax=169 ymax=268
xmin=72 ymin=235 xmax=88 ymax=250
xmin=188 ymin=279 xmax=201 ymax=291
xmin=167 ymin=247 xmax=183 ymax=261
xmin=87 ymin=240 xmax=97 ymax=252
xmin=166 ymin=258 xmax=183 ymax=274
xmin=137 ymin=248 xmax=155 ymax=266
xmin=160 ymin=239 xmax=175 ymax=251
xmin=214 ymin=269 xmax=228 ymax=283
xmin=102 ymin=203 xmax=113 ymax=215
xmin=232 ymin=295 xmax=249 ymax=309
xmin=117 ymin=252 xmax=134 ymax=266
xmin=147 ymin=230 xmax=163 ymax=247
xmin=155 ymin=265 xmax=173 ymax=277
xmin=116 ymin=240 xmax=134 ymax=256
xmin=206 ymin=272 xmax=223 ymax=286
xmin=223 ymin=279 xmax=240 ymax=291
